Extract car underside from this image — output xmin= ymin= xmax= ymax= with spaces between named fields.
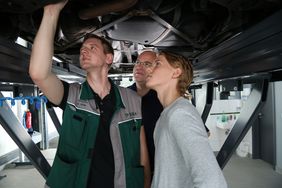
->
xmin=0 ymin=0 xmax=282 ymax=83
xmin=1 ymin=1 xmax=282 ymax=179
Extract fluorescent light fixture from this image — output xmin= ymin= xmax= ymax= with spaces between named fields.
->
xmin=52 ymin=56 xmax=63 ymax=62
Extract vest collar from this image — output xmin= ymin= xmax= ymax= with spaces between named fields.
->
xmin=80 ymin=79 xmax=125 ymax=109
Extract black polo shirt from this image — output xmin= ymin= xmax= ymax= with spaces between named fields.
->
xmin=87 ymin=81 xmax=116 ymax=188
xmin=128 ymin=83 xmax=163 ymax=172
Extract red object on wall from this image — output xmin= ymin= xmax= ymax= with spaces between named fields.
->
xmin=26 ymin=110 xmax=32 ymax=129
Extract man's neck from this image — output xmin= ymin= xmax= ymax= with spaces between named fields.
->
xmin=136 ymin=82 xmax=150 ymax=97
xmin=87 ymin=73 xmax=111 ymax=99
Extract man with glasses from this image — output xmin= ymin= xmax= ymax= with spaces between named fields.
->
xmin=128 ymin=50 xmax=211 ymax=178
xmin=128 ymin=50 xmax=163 ymax=178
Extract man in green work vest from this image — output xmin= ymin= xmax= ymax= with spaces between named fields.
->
xmin=29 ymin=1 xmax=150 ymax=187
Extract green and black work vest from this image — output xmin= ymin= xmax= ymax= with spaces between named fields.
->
xmin=46 ymin=81 xmax=144 ymax=188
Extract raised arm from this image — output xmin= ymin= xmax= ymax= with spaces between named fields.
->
xmin=29 ymin=0 xmax=68 ymax=105
xmin=140 ymin=126 xmax=151 ymax=188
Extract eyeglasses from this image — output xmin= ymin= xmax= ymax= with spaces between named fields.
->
xmin=135 ymin=61 xmax=154 ymax=68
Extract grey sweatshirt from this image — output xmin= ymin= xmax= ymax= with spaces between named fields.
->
xmin=151 ymin=97 xmax=227 ymax=188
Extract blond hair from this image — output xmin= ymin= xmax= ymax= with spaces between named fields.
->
xmin=159 ymin=51 xmax=193 ymax=99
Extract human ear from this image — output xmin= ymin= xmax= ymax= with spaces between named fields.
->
xmin=105 ymin=54 xmax=113 ymax=65
xmin=172 ymin=67 xmax=182 ymax=78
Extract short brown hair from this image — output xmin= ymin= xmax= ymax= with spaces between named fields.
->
xmin=83 ymin=33 xmax=114 ymax=55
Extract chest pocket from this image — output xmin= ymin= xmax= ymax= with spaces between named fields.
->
xmin=118 ymin=118 xmax=142 ymax=167
xmin=61 ymin=105 xmax=89 ymax=150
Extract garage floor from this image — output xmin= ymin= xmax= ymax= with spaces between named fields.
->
xmin=0 ymin=137 xmax=282 ymax=188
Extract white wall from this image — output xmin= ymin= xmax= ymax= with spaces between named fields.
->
xmin=205 ymin=99 xmax=249 ymax=153
xmin=47 ymin=107 xmax=61 ymax=139
xmin=199 ymin=86 xmax=253 ymax=155
xmin=194 ymin=84 xmax=207 ymax=115
xmin=0 ymin=91 xmax=27 ymax=156
xmin=0 ymin=126 xmax=18 ymax=156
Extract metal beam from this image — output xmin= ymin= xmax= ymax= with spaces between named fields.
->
xmin=216 ymin=78 xmax=269 ymax=169
xmin=0 ymin=37 xmax=33 ymax=84
xmin=47 ymin=106 xmax=61 ymax=134
xmin=201 ymin=82 xmax=214 ymax=123
xmin=149 ymin=10 xmax=205 ymax=49
xmin=193 ymin=10 xmax=282 ymax=83
xmin=0 ymin=92 xmax=51 ymax=179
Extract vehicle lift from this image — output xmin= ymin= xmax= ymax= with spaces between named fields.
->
xmin=1 ymin=9 xmax=282 ymax=180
